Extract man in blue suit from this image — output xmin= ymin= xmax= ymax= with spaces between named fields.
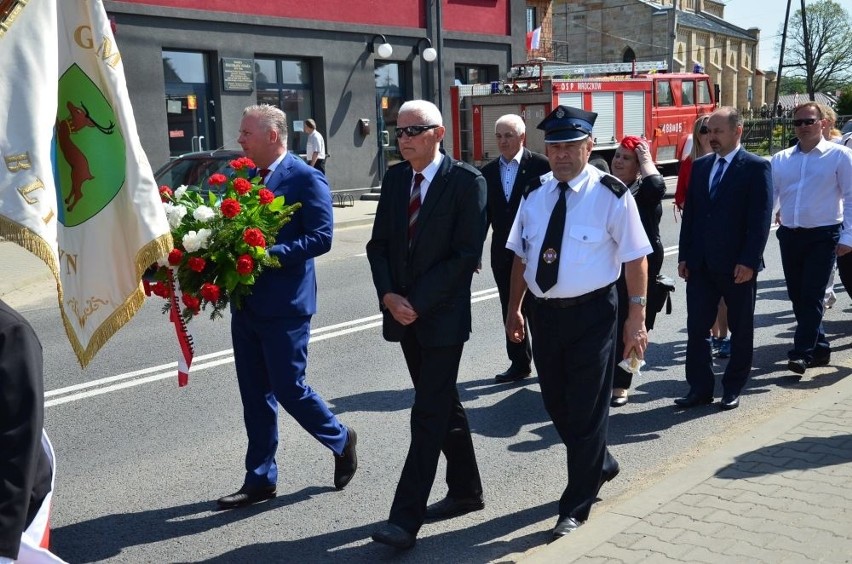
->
xmin=676 ymin=106 xmax=772 ymax=411
xmin=216 ymin=104 xmax=357 ymax=509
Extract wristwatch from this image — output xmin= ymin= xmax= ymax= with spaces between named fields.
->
xmin=629 ymin=296 xmax=647 ymax=307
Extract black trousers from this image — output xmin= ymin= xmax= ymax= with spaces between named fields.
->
xmin=528 ymin=286 xmax=619 ymax=522
xmin=388 ymin=328 xmax=482 ymax=534
xmin=837 ymin=252 xmax=852 ymax=299
xmin=777 ymin=225 xmax=839 ymax=362
xmin=313 ymin=159 xmax=325 ymax=174
xmin=684 ymin=266 xmax=757 ymax=396
xmin=493 ymin=263 xmax=533 ymax=370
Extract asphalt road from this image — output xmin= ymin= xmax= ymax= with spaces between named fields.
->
xmin=17 ymin=188 xmax=852 ymax=563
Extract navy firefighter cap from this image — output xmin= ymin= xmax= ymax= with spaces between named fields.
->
xmin=537 ymin=105 xmax=598 ymax=143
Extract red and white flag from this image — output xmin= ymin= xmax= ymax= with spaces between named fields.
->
xmin=526 ymin=26 xmax=541 ymax=51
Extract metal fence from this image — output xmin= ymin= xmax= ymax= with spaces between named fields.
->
xmin=741 ymin=115 xmax=852 ymax=155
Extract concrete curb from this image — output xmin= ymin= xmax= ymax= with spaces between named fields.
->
xmin=522 ymin=367 xmax=852 ymax=563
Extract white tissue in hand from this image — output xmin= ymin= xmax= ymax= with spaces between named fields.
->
xmin=618 ymin=352 xmax=645 ymax=375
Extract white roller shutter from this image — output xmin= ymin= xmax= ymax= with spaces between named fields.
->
xmin=623 ymin=91 xmax=645 ymax=137
xmin=592 ymin=92 xmax=615 ymax=144
xmin=557 ymin=92 xmax=582 ymax=108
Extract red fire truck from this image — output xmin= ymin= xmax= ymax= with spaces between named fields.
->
xmin=450 ymin=61 xmax=716 ymax=173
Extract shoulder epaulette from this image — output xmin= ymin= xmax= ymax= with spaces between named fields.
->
xmin=523 ymin=177 xmax=543 ymax=199
xmin=600 ymin=174 xmax=628 ymax=198
xmin=452 ymin=160 xmax=481 ymax=176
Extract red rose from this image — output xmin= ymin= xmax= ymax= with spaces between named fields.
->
xmin=236 ymin=254 xmax=254 ymax=276
xmin=221 ymin=198 xmax=241 ymax=218
xmin=243 ymin=227 xmax=266 ymax=247
xmin=168 ymin=248 xmax=183 ymax=265
xmin=258 ymin=189 xmax=274 ymax=205
xmin=209 ymin=173 xmax=227 ymax=185
xmin=187 ymin=256 xmax=206 ymax=272
xmin=229 ymin=157 xmax=255 ymax=170
xmin=152 ymin=282 xmax=171 ymax=298
xmin=159 ymin=185 xmax=173 ymax=202
xmin=200 ymin=282 xmax=221 ymax=302
xmin=182 ymin=293 xmax=201 ymax=311
xmin=234 ymin=177 xmax=252 ymax=195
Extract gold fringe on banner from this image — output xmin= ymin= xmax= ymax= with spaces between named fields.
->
xmin=1 ymin=216 xmax=173 ymax=368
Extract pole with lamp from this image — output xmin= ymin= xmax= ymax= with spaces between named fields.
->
xmin=367 ymin=34 xmax=394 ymax=176
xmin=415 ymin=37 xmax=438 ymax=102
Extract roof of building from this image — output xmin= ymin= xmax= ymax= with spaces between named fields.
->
xmin=775 ymin=92 xmax=837 ymax=108
xmin=676 ymin=9 xmax=758 ymax=43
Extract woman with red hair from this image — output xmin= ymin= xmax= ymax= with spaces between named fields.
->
xmin=609 ymin=136 xmax=666 ymax=406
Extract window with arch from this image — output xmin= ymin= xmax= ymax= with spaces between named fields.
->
xmin=623 ymin=47 xmax=636 ymax=63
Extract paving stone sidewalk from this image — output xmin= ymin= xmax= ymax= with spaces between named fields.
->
xmin=525 ymin=373 xmax=852 ymax=563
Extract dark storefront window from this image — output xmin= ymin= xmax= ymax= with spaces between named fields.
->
xmin=163 ymin=50 xmax=218 ymax=157
xmin=375 ymin=61 xmax=408 ymax=173
xmin=255 ymin=57 xmax=314 ymax=154
xmin=454 ymin=64 xmax=496 ymax=86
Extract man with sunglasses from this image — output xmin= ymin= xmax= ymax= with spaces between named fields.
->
xmin=771 ymin=102 xmax=852 ymax=375
xmin=367 ymin=100 xmax=487 ymax=549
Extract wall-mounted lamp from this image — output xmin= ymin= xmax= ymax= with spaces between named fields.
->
xmin=368 ymin=34 xmax=393 ymax=59
xmin=415 ymin=37 xmax=437 ymax=63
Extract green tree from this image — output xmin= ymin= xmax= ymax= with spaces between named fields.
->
xmin=777 ymin=0 xmax=852 ymax=95
xmin=778 ymin=76 xmax=807 ymax=95
xmin=836 ymin=87 xmax=852 ymax=117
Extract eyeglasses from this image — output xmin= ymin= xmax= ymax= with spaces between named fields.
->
xmin=698 ymin=125 xmax=709 ymax=134
xmin=792 ymin=118 xmax=818 ymax=127
xmin=395 ymin=124 xmax=440 ymax=139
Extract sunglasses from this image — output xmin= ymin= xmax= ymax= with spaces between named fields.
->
xmin=792 ymin=118 xmax=818 ymax=127
xmin=395 ymin=124 xmax=440 ymax=139
xmin=698 ymin=125 xmax=709 ymax=134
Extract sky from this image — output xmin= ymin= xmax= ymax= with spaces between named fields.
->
xmin=721 ymin=0 xmax=852 ymax=72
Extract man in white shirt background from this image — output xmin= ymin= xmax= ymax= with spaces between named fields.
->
xmin=772 ymin=102 xmax=852 ymax=375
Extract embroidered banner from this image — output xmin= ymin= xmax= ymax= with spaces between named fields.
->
xmin=0 ymin=0 xmax=172 ymax=367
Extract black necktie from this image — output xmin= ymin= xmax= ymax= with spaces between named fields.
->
xmin=536 ymin=182 xmax=569 ymax=293
xmin=710 ymin=158 xmax=726 ymax=199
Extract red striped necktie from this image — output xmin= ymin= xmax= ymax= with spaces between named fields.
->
xmin=408 ymin=172 xmax=424 ymax=241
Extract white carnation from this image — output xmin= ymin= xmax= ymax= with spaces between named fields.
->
xmin=182 ymin=230 xmax=204 ymax=253
xmin=174 ymin=185 xmax=189 ymax=199
xmin=164 ymin=203 xmax=188 ymax=230
xmin=196 ymin=228 xmax=213 ymax=249
xmin=193 ymin=205 xmax=215 ymax=222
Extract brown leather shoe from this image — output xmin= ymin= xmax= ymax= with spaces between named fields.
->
xmin=334 ymin=426 xmax=357 ymax=490
xmin=216 ymin=484 xmax=276 ymax=509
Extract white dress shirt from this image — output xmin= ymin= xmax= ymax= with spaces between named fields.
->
xmin=506 ymin=165 xmax=651 ymax=298
xmin=410 ymin=152 xmax=444 ymax=203
xmin=772 ymin=138 xmax=852 ymax=246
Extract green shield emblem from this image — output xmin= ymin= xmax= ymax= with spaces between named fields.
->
xmin=56 ymin=63 xmax=126 ymax=227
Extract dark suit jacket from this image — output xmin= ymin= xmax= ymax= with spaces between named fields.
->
xmin=242 ymin=152 xmax=333 ymax=318
xmin=0 ymin=300 xmax=50 ymax=560
xmin=481 ymin=149 xmax=550 ymax=272
xmin=366 ymin=155 xmax=487 ymax=347
xmin=678 ymin=148 xmax=772 ymax=274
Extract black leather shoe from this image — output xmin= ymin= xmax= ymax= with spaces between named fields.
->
xmin=424 ymin=495 xmax=485 ymax=520
xmin=216 ymin=484 xmax=276 ymax=509
xmin=809 ymin=355 xmax=831 ymax=368
xmin=596 ymin=465 xmax=620 ymax=498
xmin=788 ymin=359 xmax=807 ymax=375
xmin=610 ymin=388 xmax=629 ymax=407
xmin=495 ymin=366 xmax=532 ymax=383
xmin=720 ymin=393 xmax=740 ymax=410
xmin=549 ymin=516 xmax=582 ymax=543
xmin=372 ymin=523 xmax=416 ymax=549
xmin=334 ymin=426 xmax=357 ymax=490
xmin=674 ymin=392 xmax=714 ymax=408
